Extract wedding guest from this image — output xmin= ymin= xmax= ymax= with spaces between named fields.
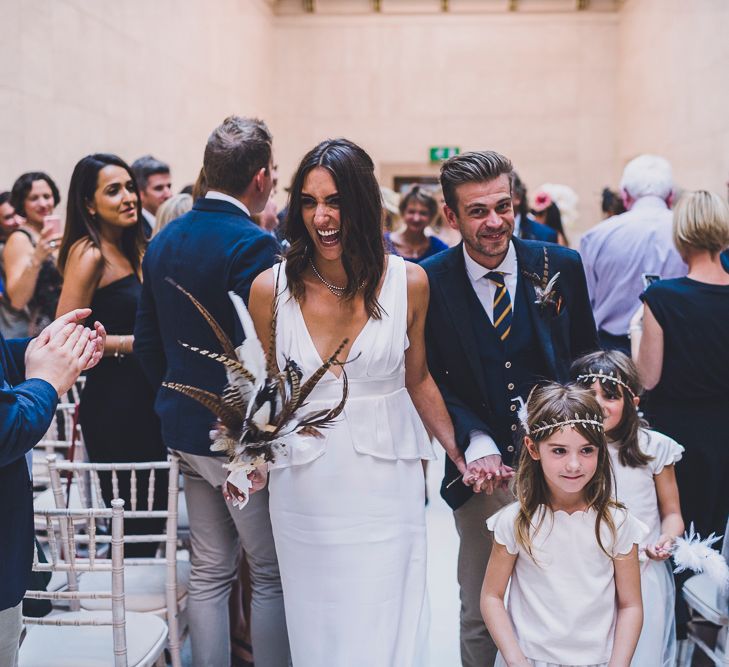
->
xmin=56 ymin=153 xmax=168 ymax=556
xmin=0 ymin=192 xmax=29 ymax=338
xmin=482 ymin=384 xmax=644 ymax=667
xmin=134 ymin=116 xmax=288 ymax=667
xmin=422 ymin=150 xmax=598 ymax=667
xmin=580 ymin=155 xmax=687 ymax=353
xmin=130 ymin=155 xmax=172 ymax=238
xmin=531 ymin=190 xmax=569 ymax=246
xmin=0 ymin=309 xmax=104 ymax=666
xmin=246 ymin=138 xmax=468 ymax=666
xmin=573 ymin=350 xmax=684 ymax=666
xmin=5 ymin=172 xmax=63 ymax=335
xmin=509 ymin=172 xmax=557 ymax=243
xmin=632 ymin=190 xmax=729 ymax=540
xmin=152 ymin=193 xmax=192 ymax=237
xmin=385 ymin=185 xmax=447 ymax=263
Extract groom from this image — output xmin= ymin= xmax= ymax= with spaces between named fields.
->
xmin=422 ymin=151 xmax=597 ymax=666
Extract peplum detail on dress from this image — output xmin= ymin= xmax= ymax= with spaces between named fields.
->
xmin=269 ymin=256 xmax=434 ymax=470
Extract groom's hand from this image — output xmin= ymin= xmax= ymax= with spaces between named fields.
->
xmin=467 ymin=454 xmax=504 ymax=495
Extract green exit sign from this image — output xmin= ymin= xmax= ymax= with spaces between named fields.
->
xmin=429 ymin=146 xmax=460 ymax=163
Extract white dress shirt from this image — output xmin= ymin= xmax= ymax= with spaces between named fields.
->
xmin=205 ymin=190 xmax=251 ymax=217
xmin=461 ymin=242 xmax=519 ymax=463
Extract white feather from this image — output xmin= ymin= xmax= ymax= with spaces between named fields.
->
xmin=228 ymin=291 xmax=267 ymax=386
xmin=515 ymin=396 xmax=529 ymax=434
xmin=251 ymin=402 xmax=272 ymax=430
xmin=544 ymin=271 xmax=561 ymax=295
xmin=672 ymin=522 xmax=729 ymax=590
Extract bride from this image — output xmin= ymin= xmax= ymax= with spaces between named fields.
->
xmin=246 ymin=138 xmax=468 ymax=666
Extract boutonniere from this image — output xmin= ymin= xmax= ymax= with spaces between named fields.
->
xmin=523 ymin=247 xmax=562 ymax=313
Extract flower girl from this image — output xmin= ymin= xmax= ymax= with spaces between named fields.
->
xmin=481 ymin=383 xmax=646 ymax=667
xmin=573 ymin=350 xmax=684 ymax=667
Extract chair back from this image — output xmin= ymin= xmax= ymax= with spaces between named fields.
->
xmin=25 ymin=499 xmax=128 ymax=667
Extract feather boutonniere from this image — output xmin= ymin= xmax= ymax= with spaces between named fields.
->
xmin=162 ymin=277 xmax=349 ymax=508
xmin=525 ymin=247 xmax=561 ymax=313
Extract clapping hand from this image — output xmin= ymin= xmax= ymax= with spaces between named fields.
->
xmin=32 ymin=309 xmax=106 ymax=371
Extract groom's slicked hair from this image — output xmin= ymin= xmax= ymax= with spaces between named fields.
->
xmin=204 ymin=115 xmax=272 ymax=197
xmin=440 ymin=151 xmax=513 ymax=212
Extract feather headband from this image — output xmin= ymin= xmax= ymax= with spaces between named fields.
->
xmin=576 ymin=370 xmax=635 ymax=398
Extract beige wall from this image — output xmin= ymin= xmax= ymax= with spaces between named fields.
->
xmin=617 ymin=0 xmax=729 ymax=199
xmin=1 ymin=1 xmax=728 ymax=232
xmin=270 ymin=11 xmax=619 ymax=234
xmin=0 ymin=0 xmax=273 ymax=201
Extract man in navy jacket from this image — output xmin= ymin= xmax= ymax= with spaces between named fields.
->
xmin=0 ymin=310 xmax=104 ymax=665
xmin=422 ymin=151 xmax=597 ymax=667
xmin=134 ymin=116 xmax=289 ymax=666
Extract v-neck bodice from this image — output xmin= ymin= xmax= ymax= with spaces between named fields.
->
xmin=271 ymin=256 xmax=433 ymax=467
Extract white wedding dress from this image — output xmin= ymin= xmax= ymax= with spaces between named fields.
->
xmin=268 ymin=256 xmax=434 ymax=667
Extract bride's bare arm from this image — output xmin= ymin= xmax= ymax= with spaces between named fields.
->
xmin=404 ymin=263 xmax=468 ymax=478
xmin=248 ymin=268 xmax=276 ymax=355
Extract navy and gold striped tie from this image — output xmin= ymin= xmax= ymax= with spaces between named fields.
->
xmin=486 ymin=271 xmax=512 ymax=341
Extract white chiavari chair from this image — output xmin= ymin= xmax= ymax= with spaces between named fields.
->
xmin=46 ymin=455 xmax=188 ymax=667
xmin=21 ymin=500 xmax=168 ymax=667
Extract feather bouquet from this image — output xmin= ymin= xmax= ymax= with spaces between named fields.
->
xmin=162 ymin=279 xmax=349 ymax=508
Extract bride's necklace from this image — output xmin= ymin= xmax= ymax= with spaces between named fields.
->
xmin=309 ymin=259 xmax=364 ymax=297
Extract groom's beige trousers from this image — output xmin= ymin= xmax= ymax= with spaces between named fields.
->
xmin=175 ymin=450 xmax=290 ymax=667
xmin=453 ymin=487 xmax=512 ymax=667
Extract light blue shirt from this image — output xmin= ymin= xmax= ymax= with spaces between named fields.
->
xmin=579 ymin=196 xmax=687 ymax=336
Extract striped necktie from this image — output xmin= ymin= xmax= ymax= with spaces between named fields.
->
xmin=486 ymin=271 xmax=512 ymax=341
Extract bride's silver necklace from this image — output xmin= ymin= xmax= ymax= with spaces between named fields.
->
xmin=309 ymin=259 xmax=364 ymax=297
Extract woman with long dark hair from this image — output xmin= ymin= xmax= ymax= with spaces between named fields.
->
xmin=56 ymin=153 xmax=167 ymax=555
xmin=246 ymin=138 xmax=467 ymax=666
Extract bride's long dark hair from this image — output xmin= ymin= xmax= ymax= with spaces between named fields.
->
xmin=284 ymin=138 xmax=386 ymax=319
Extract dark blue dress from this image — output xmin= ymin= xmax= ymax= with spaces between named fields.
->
xmin=641 ymin=277 xmax=729 ymax=537
xmin=384 ymin=232 xmax=448 ymax=264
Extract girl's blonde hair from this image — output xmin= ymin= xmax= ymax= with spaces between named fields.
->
xmin=515 ymin=383 xmax=622 ymax=560
xmin=571 ymin=350 xmax=651 ymax=468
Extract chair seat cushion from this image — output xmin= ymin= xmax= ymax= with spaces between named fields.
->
xmin=683 ymin=572 xmax=729 ymax=625
xmin=20 ymin=610 xmax=167 ymax=667
xmin=79 ymin=561 xmax=190 ymax=612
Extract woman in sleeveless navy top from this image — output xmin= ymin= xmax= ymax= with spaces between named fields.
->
xmin=633 ymin=191 xmax=729 ymax=539
xmin=57 ymin=154 xmax=167 ymax=555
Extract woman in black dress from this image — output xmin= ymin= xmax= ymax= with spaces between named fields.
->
xmin=632 ymin=189 xmax=729 ymax=539
xmin=57 ymin=153 xmax=167 ymax=555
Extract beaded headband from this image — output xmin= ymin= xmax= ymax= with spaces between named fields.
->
xmin=575 ymin=370 xmax=635 ymax=398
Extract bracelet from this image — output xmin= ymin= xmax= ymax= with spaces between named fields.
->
xmin=114 ymin=335 xmax=126 ymax=359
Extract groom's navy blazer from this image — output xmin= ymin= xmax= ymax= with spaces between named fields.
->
xmin=134 ymin=197 xmax=279 ymax=457
xmin=422 ymin=238 xmax=598 ymax=509
xmin=0 ymin=336 xmax=58 ymax=611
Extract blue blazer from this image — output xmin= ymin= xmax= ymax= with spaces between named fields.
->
xmin=520 ymin=215 xmax=558 ymax=243
xmin=0 ymin=336 xmax=58 ymax=611
xmin=422 ymin=238 xmax=597 ymax=509
xmin=134 ymin=198 xmax=279 ymax=456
